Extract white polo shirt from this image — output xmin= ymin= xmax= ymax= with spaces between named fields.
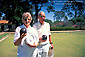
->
xmin=33 ymin=21 xmax=51 ymax=45
xmin=14 ymin=24 xmax=39 ymax=57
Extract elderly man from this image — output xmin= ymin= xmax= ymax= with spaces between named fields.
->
xmin=14 ymin=12 xmax=39 ymax=57
xmin=33 ymin=11 xmax=54 ymax=57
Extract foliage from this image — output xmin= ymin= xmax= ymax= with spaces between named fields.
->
xmin=52 ymin=21 xmax=62 ymax=27
xmin=30 ymin=0 xmax=55 ymax=22
xmin=82 ymin=14 xmax=85 ymax=19
xmin=50 ymin=27 xmax=80 ymax=31
xmin=29 ymin=0 xmax=48 ymax=22
xmin=62 ymin=0 xmax=85 ymax=18
xmin=70 ymin=16 xmax=85 ymax=29
xmin=45 ymin=19 xmax=53 ymax=26
xmin=0 ymin=0 xmax=55 ymax=25
xmin=53 ymin=11 xmax=68 ymax=21
xmin=63 ymin=21 xmax=74 ymax=27
xmin=0 ymin=0 xmax=33 ymax=25
xmin=47 ymin=5 xmax=55 ymax=13
xmin=0 ymin=29 xmax=1 ymax=32
xmin=69 ymin=18 xmax=77 ymax=24
xmin=0 ymin=0 xmax=85 ymax=28
xmin=51 ymin=21 xmax=74 ymax=28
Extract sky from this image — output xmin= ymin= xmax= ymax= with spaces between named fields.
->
xmin=40 ymin=0 xmax=85 ymax=22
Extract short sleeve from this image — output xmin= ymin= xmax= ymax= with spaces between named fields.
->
xmin=13 ymin=27 xmax=20 ymax=43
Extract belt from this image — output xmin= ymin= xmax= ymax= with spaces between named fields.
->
xmin=39 ymin=43 xmax=48 ymax=45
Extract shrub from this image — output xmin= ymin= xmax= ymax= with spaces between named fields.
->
xmin=50 ymin=27 xmax=80 ymax=31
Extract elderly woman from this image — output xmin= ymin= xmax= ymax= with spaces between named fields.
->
xmin=13 ymin=12 xmax=39 ymax=57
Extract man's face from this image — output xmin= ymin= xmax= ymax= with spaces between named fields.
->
xmin=38 ymin=12 xmax=45 ymax=24
xmin=23 ymin=17 xmax=32 ymax=26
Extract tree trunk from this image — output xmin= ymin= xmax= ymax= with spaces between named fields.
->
xmin=35 ymin=3 xmax=39 ymax=23
xmin=75 ymin=10 xmax=77 ymax=17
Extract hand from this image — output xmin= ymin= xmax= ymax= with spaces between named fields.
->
xmin=30 ymin=42 xmax=39 ymax=48
xmin=35 ymin=42 xmax=39 ymax=46
xmin=39 ymin=37 xmax=46 ymax=42
xmin=20 ymin=33 xmax=27 ymax=39
xmin=33 ymin=42 xmax=39 ymax=47
xmin=51 ymin=44 xmax=54 ymax=49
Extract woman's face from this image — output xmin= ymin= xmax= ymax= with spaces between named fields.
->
xmin=23 ymin=17 xmax=32 ymax=27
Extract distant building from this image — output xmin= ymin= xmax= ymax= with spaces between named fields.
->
xmin=0 ymin=16 xmax=16 ymax=32
xmin=0 ymin=20 xmax=9 ymax=24
xmin=0 ymin=20 xmax=9 ymax=32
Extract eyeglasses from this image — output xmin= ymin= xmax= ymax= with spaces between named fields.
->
xmin=24 ymin=19 xmax=31 ymax=21
xmin=39 ymin=15 xmax=45 ymax=18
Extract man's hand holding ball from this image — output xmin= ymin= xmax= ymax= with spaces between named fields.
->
xmin=39 ymin=35 xmax=47 ymax=42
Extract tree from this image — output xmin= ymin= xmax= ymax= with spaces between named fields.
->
xmin=0 ymin=0 xmax=33 ymax=26
xmin=45 ymin=19 xmax=53 ymax=26
xmin=61 ymin=0 xmax=85 ymax=29
xmin=70 ymin=17 xmax=85 ymax=29
xmin=53 ymin=11 xmax=68 ymax=21
xmin=62 ymin=0 xmax=85 ymax=18
xmin=0 ymin=12 xmax=2 ymax=17
xmin=47 ymin=5 xmax=55 ymax=13
xmin=0 ymin=0 xmax=55 ymax=26
xmin=63 ymin=21 xmax=73 ymax=27
xmin=82 ymin=14 xmax=85 ymax=19
xmin=29 ymin=0 xmax=55 ymax=23
xmin=69 ymin=18 xmax=77 ymax=24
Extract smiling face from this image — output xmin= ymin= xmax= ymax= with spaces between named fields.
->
xmin=23 ymin=17 xmax=32 ymax=26
xmin=38 ymin=11 xmax=46 ymax=25
xmin=22 ymin=12 xmax=32 ymax=27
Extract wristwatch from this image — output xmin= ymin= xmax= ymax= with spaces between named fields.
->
xmin=50 ymin=42 xmax=53 ymax=44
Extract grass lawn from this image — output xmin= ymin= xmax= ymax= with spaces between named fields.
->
xmin=0 ymin=33 xmax=9 ymax=39
xmin=0 ymin=31 xmax=85 ymax=57
xmin=52 ymin=31 xmax=85 ymax=57
xmin=0 ymin=34 xmax=17 ymax=57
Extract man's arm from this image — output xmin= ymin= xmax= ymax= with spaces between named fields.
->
xmin=49 ymin=35 xmax=54 ymax=49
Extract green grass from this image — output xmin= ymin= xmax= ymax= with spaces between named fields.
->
xmin=52 ymin=31 xmax=85 ymax=57
xmin=0 ymin=34 xmax=17 ymax=57
xmin=0 ymin=33 xmax=9 ymax=39
xmin=0 ymin=31 xmax=85 ymax=57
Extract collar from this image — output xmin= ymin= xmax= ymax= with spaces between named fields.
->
xmin=22 ymin=24 xmax=31 ymax=29
xmin=38 ymin=21 xmax=46 ymax=26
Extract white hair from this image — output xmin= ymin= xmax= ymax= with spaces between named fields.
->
xmin=22 ymin=12 xmax=32 ymax=20
xmin=38 ymin=11 xmax=45 ymax=16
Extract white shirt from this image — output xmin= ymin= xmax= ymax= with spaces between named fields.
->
xmin=14 ymin=24 xmax=39 ymax=57
xmin=33 ymin=21 xmax=51 ymax=45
